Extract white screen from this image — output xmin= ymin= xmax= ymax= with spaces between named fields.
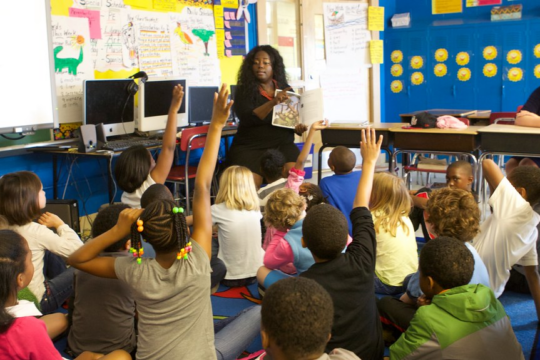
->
xmin=0 ymin=1 xmax=58 ymax=134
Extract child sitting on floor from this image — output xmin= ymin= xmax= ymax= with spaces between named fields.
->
xmin=378 ymin=188 xmax=490 ymax=335
xmin=211 ymin=165 xmax=263 ymax=287
xmin=390 ymin=237 xmax=524 ymax=360
xmin=300 ymin=129 xmax=384 ymax=360
xmin=473 ymin=160 xmax=540 ymax=318
xmin=371 ymin=172 xmax=417 ymax=295
xmin=0 ymin=229 xmax=130 ymax=360
xmin=255 ymin=277 xmax=360 ymax=360
xmin=67 ymin=204 xmax=136 ymax=357
xmin=319 ymin=146 xmax=361 ymax=235
xmin=298 ymin=182 xmax=327 ymax=212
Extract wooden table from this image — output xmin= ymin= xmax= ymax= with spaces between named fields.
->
xmin=389 ymin=126 xmax=484 ymax=191
xmin=317 ymin=123 xmax=401 ymax=184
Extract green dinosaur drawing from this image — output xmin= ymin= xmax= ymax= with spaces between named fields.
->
xmin=192 ymin=29 xmax=215 ymax=56
xmin=54 ymin=46 xmax=83 ymax=75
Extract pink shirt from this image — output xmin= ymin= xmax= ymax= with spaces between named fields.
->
xmin=0 ymin=317 xmax=62 ymax=360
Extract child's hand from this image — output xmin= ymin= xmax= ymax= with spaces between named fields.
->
xmin=170 ymin=84 xmax=185 ymax=112
xmin=38 ymin=212 xmax=64 ymax=229
xmin=310 ymin=120 xmax=329 ymax=132
xmin=294 ymin=123 xmax=308 ymax=135
xmin=360 ymin=128 xmax=382 ymax=164
xmin=211 ymin=84 xmax=233 ymax=127
xmin=416 ymin=294 xmax=432 ymax=307
xmin=115 ymin=208 xmax=144 ymax=237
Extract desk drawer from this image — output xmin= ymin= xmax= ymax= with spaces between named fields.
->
xmin=480 ymin=133 xmax=540 ymax=153
xmin=393 ymin=133 xmax=478 ymax=152
xmin=321 ymin=129 xmax=390 ymax=148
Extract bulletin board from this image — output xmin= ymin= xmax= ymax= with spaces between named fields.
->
xmin=49 ymin=0 xmax=247 ymax=138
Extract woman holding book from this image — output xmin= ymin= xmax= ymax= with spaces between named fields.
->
xmin=227 ymin=45 xmax=306 ymax=188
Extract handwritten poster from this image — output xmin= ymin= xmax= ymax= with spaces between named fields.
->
xmin=169 ymin=7 xmax=220 ymax=85
xmin=69 ymin=8 xmax=102 ymax=39
xmin=368 ymin=6 xmax=384 ymax=31
xmin=70 ymin=0 xmax=126 ymax=9
xmin=131 ymin=10 xmax=173 ymax=77
xmin=320 ymin=68 xmax=369 ymax=124
xmin=51 ymin=16 xmax=95 ymax=123
xmin=432 ymin=0 xmax=463 ymax=14
xmin=323 ymin=2 xmax=370 ymax=67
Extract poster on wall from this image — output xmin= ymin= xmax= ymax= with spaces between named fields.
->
xmin=169 ymin=6 xmax=220 ymax=85
xmin=466 ymin=0 xmax=502 ymax=7
xmin=323 ymin=2 xmax=370 ymax=67
xmin=51 ymin=15 xmax=95 ymax=123
xmin=432 ymin=0 xmax=462 ymax=14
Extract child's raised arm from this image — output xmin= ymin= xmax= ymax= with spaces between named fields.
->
xmin=67 ymin=208 xmax=143 ymax=278
xmin=294 ymin=120 xmax=328 ymax=171
xmin=353 ymin=128 xmax=382 ymax=209
xmin=150 ymin=84 xmax=184 ymax=184
xmin=191 ymin=84 xmax=233 ymax=259
xmin=482 ymin=159 xmax=504 ymax=196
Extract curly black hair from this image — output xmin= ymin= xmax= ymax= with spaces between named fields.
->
xmin=140 ymin=184 xmax=174 ymax=209
xmin=303 ymin=204 xmax=348 ymax=260
xmin=260 ymin=149 xmax=286 ymax=183
xmin=237 ymin=45 xmax=288 ymax=105
xmin=507 ymin=165 xmax=540 ymax=206
xmin=419 ymin=236 xmax=474 ymax=290
xmin=262 ymin=277 xmax=334 ymax=358
xmin=92 ymin=204 xmax=131 ymax=252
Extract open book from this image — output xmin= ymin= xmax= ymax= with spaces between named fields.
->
xmin=271 ymin=88 xmax=324 ymax=129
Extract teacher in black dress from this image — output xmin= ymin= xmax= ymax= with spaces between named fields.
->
xmin=227 ymin=45 xmax=306 ymax=188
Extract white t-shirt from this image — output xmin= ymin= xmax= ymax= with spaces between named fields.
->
xmin=473 ymin=177 xmax=540 ymax=297
xmin=372 ymin=211 xmax=418 ymax=286
xmin=211 ymin=203 xmax=264 ymax=280
xmin=9 ymin=222 xmax=82 ymax=300
xmin=121 ymin=175 xmax=156 ymax=209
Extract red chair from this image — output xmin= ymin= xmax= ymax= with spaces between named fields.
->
xmin=166 ymin=126 xmax=216 ymax=214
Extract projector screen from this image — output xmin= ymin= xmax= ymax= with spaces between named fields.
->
xmin=0 ymin=1 xmax=58 ymax=135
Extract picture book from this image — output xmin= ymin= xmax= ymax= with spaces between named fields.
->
xmin=271 ymin=88 xmax=324 ymax=129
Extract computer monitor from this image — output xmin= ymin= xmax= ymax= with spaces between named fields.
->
xmin=188 ymin=86 xmax=219 ymax=126
xmin=137 ymin=78 xmax=188 ymax=131
xmin=83 ymin=79 xmax=135 ymax=137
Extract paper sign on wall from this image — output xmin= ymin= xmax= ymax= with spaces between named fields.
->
xmin=370 ymin=40 xmax=383 ymax=64
xmin=368 ymin=6 xmax=384 ymax=31
xmin=432 ymin=0 xmax=462 ymax=14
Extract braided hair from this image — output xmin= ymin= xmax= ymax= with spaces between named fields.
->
xmin=130 ymin=199 xmax=190 ymax=260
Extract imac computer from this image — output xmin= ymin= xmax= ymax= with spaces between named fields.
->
xmin=188 ymin=86 xmax=219 ymax=126
xmin=137 ymin=78 xmax=188 ymax=131
xmin=83 ymin=79 xmax=135 ymax=137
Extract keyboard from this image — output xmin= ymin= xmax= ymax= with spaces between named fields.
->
xmin=101 ymin=138 xmax=163 ymax=152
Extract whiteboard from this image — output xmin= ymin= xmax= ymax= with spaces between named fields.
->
xmin=0 ymin=1 xmax=58 ymax=134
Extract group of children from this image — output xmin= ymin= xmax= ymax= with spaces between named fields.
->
xmin=0 ymin=82 xmax=539 ymax=359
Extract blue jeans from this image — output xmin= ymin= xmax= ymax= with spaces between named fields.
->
xmin=40 ymin=252 xmax=75 ymax=314
xmin=374 ymin=274 xmax=413 ymax=296
xmin=214 ymin=306 xmax=261 ymax=360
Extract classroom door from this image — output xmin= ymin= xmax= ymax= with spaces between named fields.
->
xmin=501 ymin=23 xmax=528 ymax=111
xmin=474 ymin=25 xmax=503 ymax=112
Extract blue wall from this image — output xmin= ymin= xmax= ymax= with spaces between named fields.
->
xmin=382 ymin=0 xmax=540 ymax=122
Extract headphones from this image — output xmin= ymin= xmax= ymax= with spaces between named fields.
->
xmin=126 ymin=71 xmax=148 ymax=96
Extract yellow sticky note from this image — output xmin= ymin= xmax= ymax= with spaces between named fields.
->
xmin=215 ymin=17 xmax=224 ymax=29
xmin=432 ymin=0 xmax=462 ymax=14
xmin=51 ymin=0 xmax=72 ymax=16
xmin=153 ymin=0 xmax=175 ymax=11
xmin=221 ymin=0 xmax=239 ymax=9
xmin=368 ymin=7 xmax=385 ymax=31
xmin=214 ymin=5 xmax=224 ymax=18
xmin=216 ymin=29 xmax=225 ymax=43
xmin=370 ymin=40 xmax=384 ymax=64
xmin=124 ymin=0 xmax=152 ymax=9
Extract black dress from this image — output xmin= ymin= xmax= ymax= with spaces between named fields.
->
xmin=227 ymin=85 xmax=300 ymax=176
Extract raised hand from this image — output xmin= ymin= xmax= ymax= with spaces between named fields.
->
xmin=211 ymin=84 xmax=234 ymax=126
xmin=116 ymin=208 xmax=144 ymax=237
xmin=310 ymin=120 xmax=329 ymax=132
xmin=170 ymin=84 xmax=185 ymax=112
xmin=360 ymin=127 xmax=383 ymax=164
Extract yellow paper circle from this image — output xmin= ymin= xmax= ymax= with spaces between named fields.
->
xmin=391 ymin=64 xmax=403 ymax=77
xmin=410 ymin=56 xmax=423 ymax=69
xmin=411 ymin=72 xmax=424 ymax=85
xmin=434 ymin=63 xmax=447 ymax=77
xmin=507 ymin=50 xmax=522 ymax=64
xmin=535 ymin=45 xmax=540 ymax=59
xmin=483 ymin=46 xmax=497 ymax=60
xmin=457 ymin=67 xmax=471 ymax=82
xmin=483 ymin=63 xmax=498 ymax=78
xmin=391 ymin=50 xmax=403 ymax=63
xmin=435 ymin=49 xmax=448 ymax=62
xmin=507 ymin=67 xmax=523 ymax=82
xmin=390 ymin=80 xmax=403 ymax=93
xmin=456 ymin=52 xmax=470 ymax=66
xmin=535 ymin=65 xmax=540 ymax=79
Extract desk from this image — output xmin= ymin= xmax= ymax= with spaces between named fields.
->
xmin=317 ymin=123 xmax=401 ymax=184
xmin=390 ymin=126 xmax=483 ymax=190
xmin=31 ymin=126 xmax=238 ymax=204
